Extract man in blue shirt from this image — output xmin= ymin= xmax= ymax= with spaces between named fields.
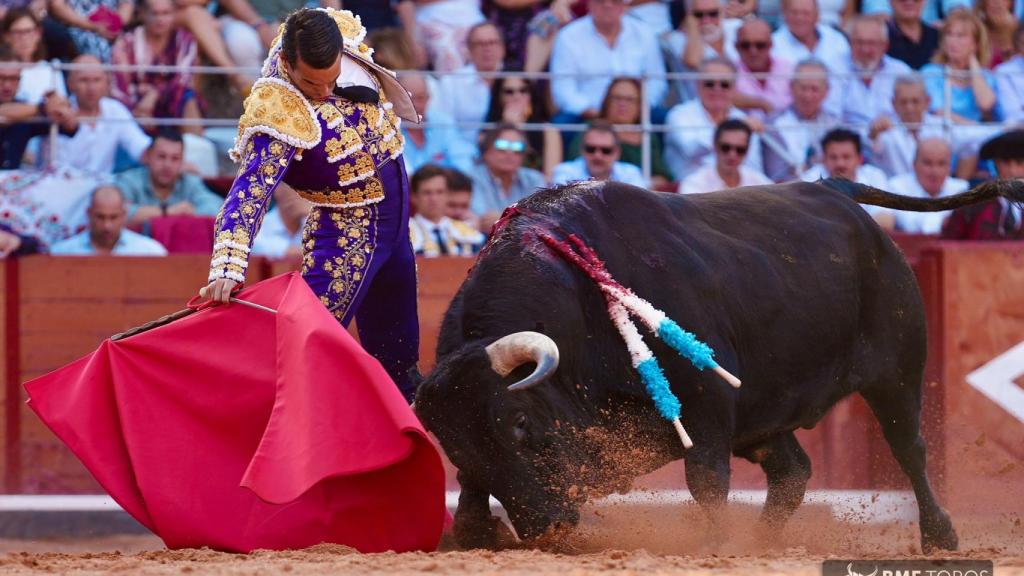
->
xmin=50 ymin=186 xmax=168 ymax=256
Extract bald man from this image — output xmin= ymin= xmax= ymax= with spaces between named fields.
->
xmin=50 ymin=186 xmax=168 ymax=256
xmin=734 ymin=18 xmax=794 ymax=118
xmin=46 ymin=55 xmax=152 ymax=173
xmin=885 ymin=138 xmax=969 ymax=234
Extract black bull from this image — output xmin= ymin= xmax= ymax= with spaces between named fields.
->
xmin=415 ymin=178 xmax=1024 ymax=552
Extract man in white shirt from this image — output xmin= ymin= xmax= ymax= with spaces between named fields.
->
xmin=870 ymin=74 xmax=945 ymax=177
xmin=680 ymin=118 xmax=773 ymax=193
xmin=550 ymin=0 xmax=667 ymax=121
xmin=409 ymin=164 xmax=484 ymax=257
xmin=551 ymin=123 xmax=647 ymax=187
xmin=770 ymin=0 xmax=850 ymax=73
xmin=660 ymin=0 xmax=742 ymax=103
xmin=50 ymin=186 xmax=168 ymax=256
xmin=764 ymin=58 xmax=840 ymax=181
xmin=38 ymin=55 xmax=152 ymax=174
xmin=887 ymin=138 xmax=968 ymax=234
xmin=800 ymin=128 xmax=892 ymax=225
xmin=995 ymin=26 xmax=1024 ymax=125
xmin=664 ymin=57 xmax=763 ymax=179
xmin=436 ymin=22 xmax=505 ymax=143
xmin=829 ymin=16 xmax=912 ymax=129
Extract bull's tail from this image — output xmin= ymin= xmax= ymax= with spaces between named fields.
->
xmin=821 ymin=177 xmax=1024 ymax=212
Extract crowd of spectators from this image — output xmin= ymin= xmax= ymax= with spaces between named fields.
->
xmin=1 ymin=0 xmax=1023 ymax=260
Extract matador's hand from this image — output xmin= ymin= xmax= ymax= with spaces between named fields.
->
xmin=199 ymin=278 xmax=238 ymax=304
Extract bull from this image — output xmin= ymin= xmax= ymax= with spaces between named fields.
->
xmin=415 ymin=179 xmax=1024 ymax=553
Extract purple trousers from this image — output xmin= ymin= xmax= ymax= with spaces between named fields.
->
xmin=300 ymin=158 xmax=420 ymax=401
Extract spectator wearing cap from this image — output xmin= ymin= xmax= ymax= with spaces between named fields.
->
xmin=550 ymin=0 xmax=667 ymax=123
xmin=995 ymin=23 xmax=1024 ymax=124
xmin=115 ymin=129 xmax=222 ymax=227
xmin=551 ymin=123 xmax=647 ymax=188
xmin=887 ymin=138 xmax=969 ymax=234
xmin=870 ymin=74 xmax=945 ymax=178
xmin=50 ymin=186 xmax=169 ymax=256
xmin=770 ymin=0 xmax=850 ymax=74
xmin=470 ymin=124 xmax=547 ymax=232
xmin=664 ymin=58 xmax=764 ymax=181
xmin=733 ymin=18 xmax=794 ymax=119
xmin=763 ymin=58 xmax=839 ymax=181
xmin=943 ymin=129 xmax=1024 ymax=240
xmin=37 ymin=54 xmax=152 ymax=174
xmin=679 ymin=119 xmax=772 ymax=193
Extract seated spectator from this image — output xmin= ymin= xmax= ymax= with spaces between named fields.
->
xmin=870 ymin=74 xmax=945 ymax=177
xmin=921 ymin=9 xmax=1001 ymax=177
xmin=942 ymin=129 xmax=1024 ymax=239
xmin=50 ymin=185 xmax=168 ymax=255
xmin=436 ymin=22 xmax=505 ymax=144
xmin=551 ymin=123 xmax=647 ymax=187
xmin=1 ymin=8 xmax=67 ymax=103
xmin=409 ymin=164 xmax=485 ymax=257
xmin=485 ymin=75 xmax=561 ymax=179
xmin=662 ymin=0 xmax=742 ymax=103
xmin=400 ymin=73 xmax=476 ymax=176
xmin=482 ymin=0 xmax=545 ymax=70
xmin=523 ymin=0 xmax=584 ymax=73
xmin=976 ymin=0 xmax=1016 ymax=67
xmin=445 ymin=167 xmax=479 ymax=227
xmin=115 ymin=129 xmax=222 ymax=227
xmin=680 ymin=118 xmax=772 ymax=193
xmin=413 ymin=0 xmax=485 ymax=72
xmin=995 ymin=22 xmax=1024 ymax=124
xmin=251 ymin=184 xmax=309 ymax=258
xmin=550 ymin=0 xmax=667 ymax=123
xmin=470 ymin=123 xmax=547 ymax=232
xmin=885 ymin=0 xmax=941 ymax=70
xmin=770 ymin=0 xmax=850 ymax=74
xmin=48 ymin=0 xmax=132 ymax=62
xmin=0 ymin=222 xmax=42 ymax=257
xmin=831 ymin=15 xmax=912 ymax=129
xmin=763 ymin=58 xmax=840 ymax=181
xmin=733 ymin=18 xmax=794 ymax=120
xmin=567 ymin=77 xmax=672 ymax=187
xmin=0 ymin=45 xmax=78 ymax=170
xmin=801 ymin=129 xmax=890 ymax=188
xmin=110 ymin=0 xmax=203 ymax=133
xmin=36 ymin=54 xmax=151 ymax=173
xmin=887 ymin=138 xmax=969 ymax=233
xmin=0 ymin=2 xmax=78 ymax=62
xmin=664 ymin=58 xmax=763 ymax=180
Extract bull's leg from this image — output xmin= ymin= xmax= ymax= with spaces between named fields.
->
xmin=739 ymin=432 xmax=812 ymax=538
xmin=859 ymin=387 xmax=958 ymax=552
xmin=452 ymin=471 xmax=516 ymax=549
xmin=684 ymin=439 xmax=732 ymax=547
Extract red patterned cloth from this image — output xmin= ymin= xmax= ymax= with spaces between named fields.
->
xmin=942 ymin=198 xmax=1024 ymax=240
xmin=24 ymin=273 xmax=447 ymax=553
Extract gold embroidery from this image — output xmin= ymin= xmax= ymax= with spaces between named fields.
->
xmin=237 ymin=80 xmax=319 ymax=148
xmin=337 ymin=153 xmax=375 ymax=185
xmin=317 ymin=102 xmax=343 ymax=127
xmin=302 ymin=204 xmax=377 ymax=322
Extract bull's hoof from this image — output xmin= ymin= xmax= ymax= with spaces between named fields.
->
xmin=453 ymin=515 xmax=517 ymax=550
xmin=920 ymin=512 xmax=958 ymax=553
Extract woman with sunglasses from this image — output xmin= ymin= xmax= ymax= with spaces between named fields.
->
xmin=484 ymin=76 xmax=562 ymax=180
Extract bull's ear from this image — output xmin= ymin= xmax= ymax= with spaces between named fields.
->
xmin=512 ymin=413 xmax=529 ymax=444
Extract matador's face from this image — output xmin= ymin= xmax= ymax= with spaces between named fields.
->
xmin=282 ymin=53 xmax=342 ymax=103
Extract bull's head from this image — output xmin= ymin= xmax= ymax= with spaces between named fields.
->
xmin=416 ymin=330 xmax=598 ymax=545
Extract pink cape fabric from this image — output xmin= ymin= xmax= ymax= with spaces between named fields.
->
xmin=24 ymin=272 xmax=448 ymax=553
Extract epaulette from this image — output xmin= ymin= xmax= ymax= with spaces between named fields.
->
xmin=229 ymin=78 xmax=322 ymax=161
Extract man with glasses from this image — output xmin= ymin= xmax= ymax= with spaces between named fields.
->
xmin=437 ymin=22 xmax=506 ymax=143
xmin=469 ymin=123 xmax=546 ymax=232
xmin=661 ymin=0 xmax=742 ymax=102
xmin=764 ymin=58 xmax=839 ymax=181
xmin=679 ymin=118 xmax=772 ymax=193
xmin=882 ymin=0 xmax=941 ymax=69
xmin=551 ymin=123 xmax=646 ymax=187
xmin=734 ymin=18 xmax=794 ymax=119
xmin=770 ymin=0 xmax=850 ymax=74
xmin=550 ymin=0 xmax=666 ymax=123
xmin=831 ymin=16 xmax=912 ymax=131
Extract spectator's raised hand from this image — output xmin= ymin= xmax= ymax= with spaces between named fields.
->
xmin=0 ymin=229 xmax=22 ymax=259
xmin=869 ymin=115 xmax=893 ymax=140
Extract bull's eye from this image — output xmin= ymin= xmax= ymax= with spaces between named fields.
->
xmin=513 ymin=413 xmax=528 ymax=444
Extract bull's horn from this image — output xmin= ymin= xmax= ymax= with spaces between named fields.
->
xmin=485 ymin=331 xmax=560 ymax=391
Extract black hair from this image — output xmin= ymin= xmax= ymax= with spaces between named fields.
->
xmin=151 ymin=127 xmax=184 ymax=147
xmin=281 ymin=9 xmax=343 ymax=69
xmin=821 ymin=128 xmax=862 ymax=156
xmin=583 ymin=120 xmax=620 ymax=147
xmin=411 ymin=164 xmax=449 ymax=194
xmin=714 ymin=118 xmax=752 ymax=144
xmin=446 ymin=168 xmax=473 ymax=193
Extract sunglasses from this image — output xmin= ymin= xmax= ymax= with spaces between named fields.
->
xmin=493 ymin=138 xmax=526 ymax=153
xmin=702 ymin=79 xmax=733 ymax=90
xmin=718 ymin=143 xmax=748 ymax=155
xmin=692 ymin=9 xmax=720 ymax=18
xmin=737 ymin=40 xmax=769 ymax=51
xmin=502 ymin=87 xmax=531 ymax=95
xmin=583 ymin=144 xmax=615 ymax=155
